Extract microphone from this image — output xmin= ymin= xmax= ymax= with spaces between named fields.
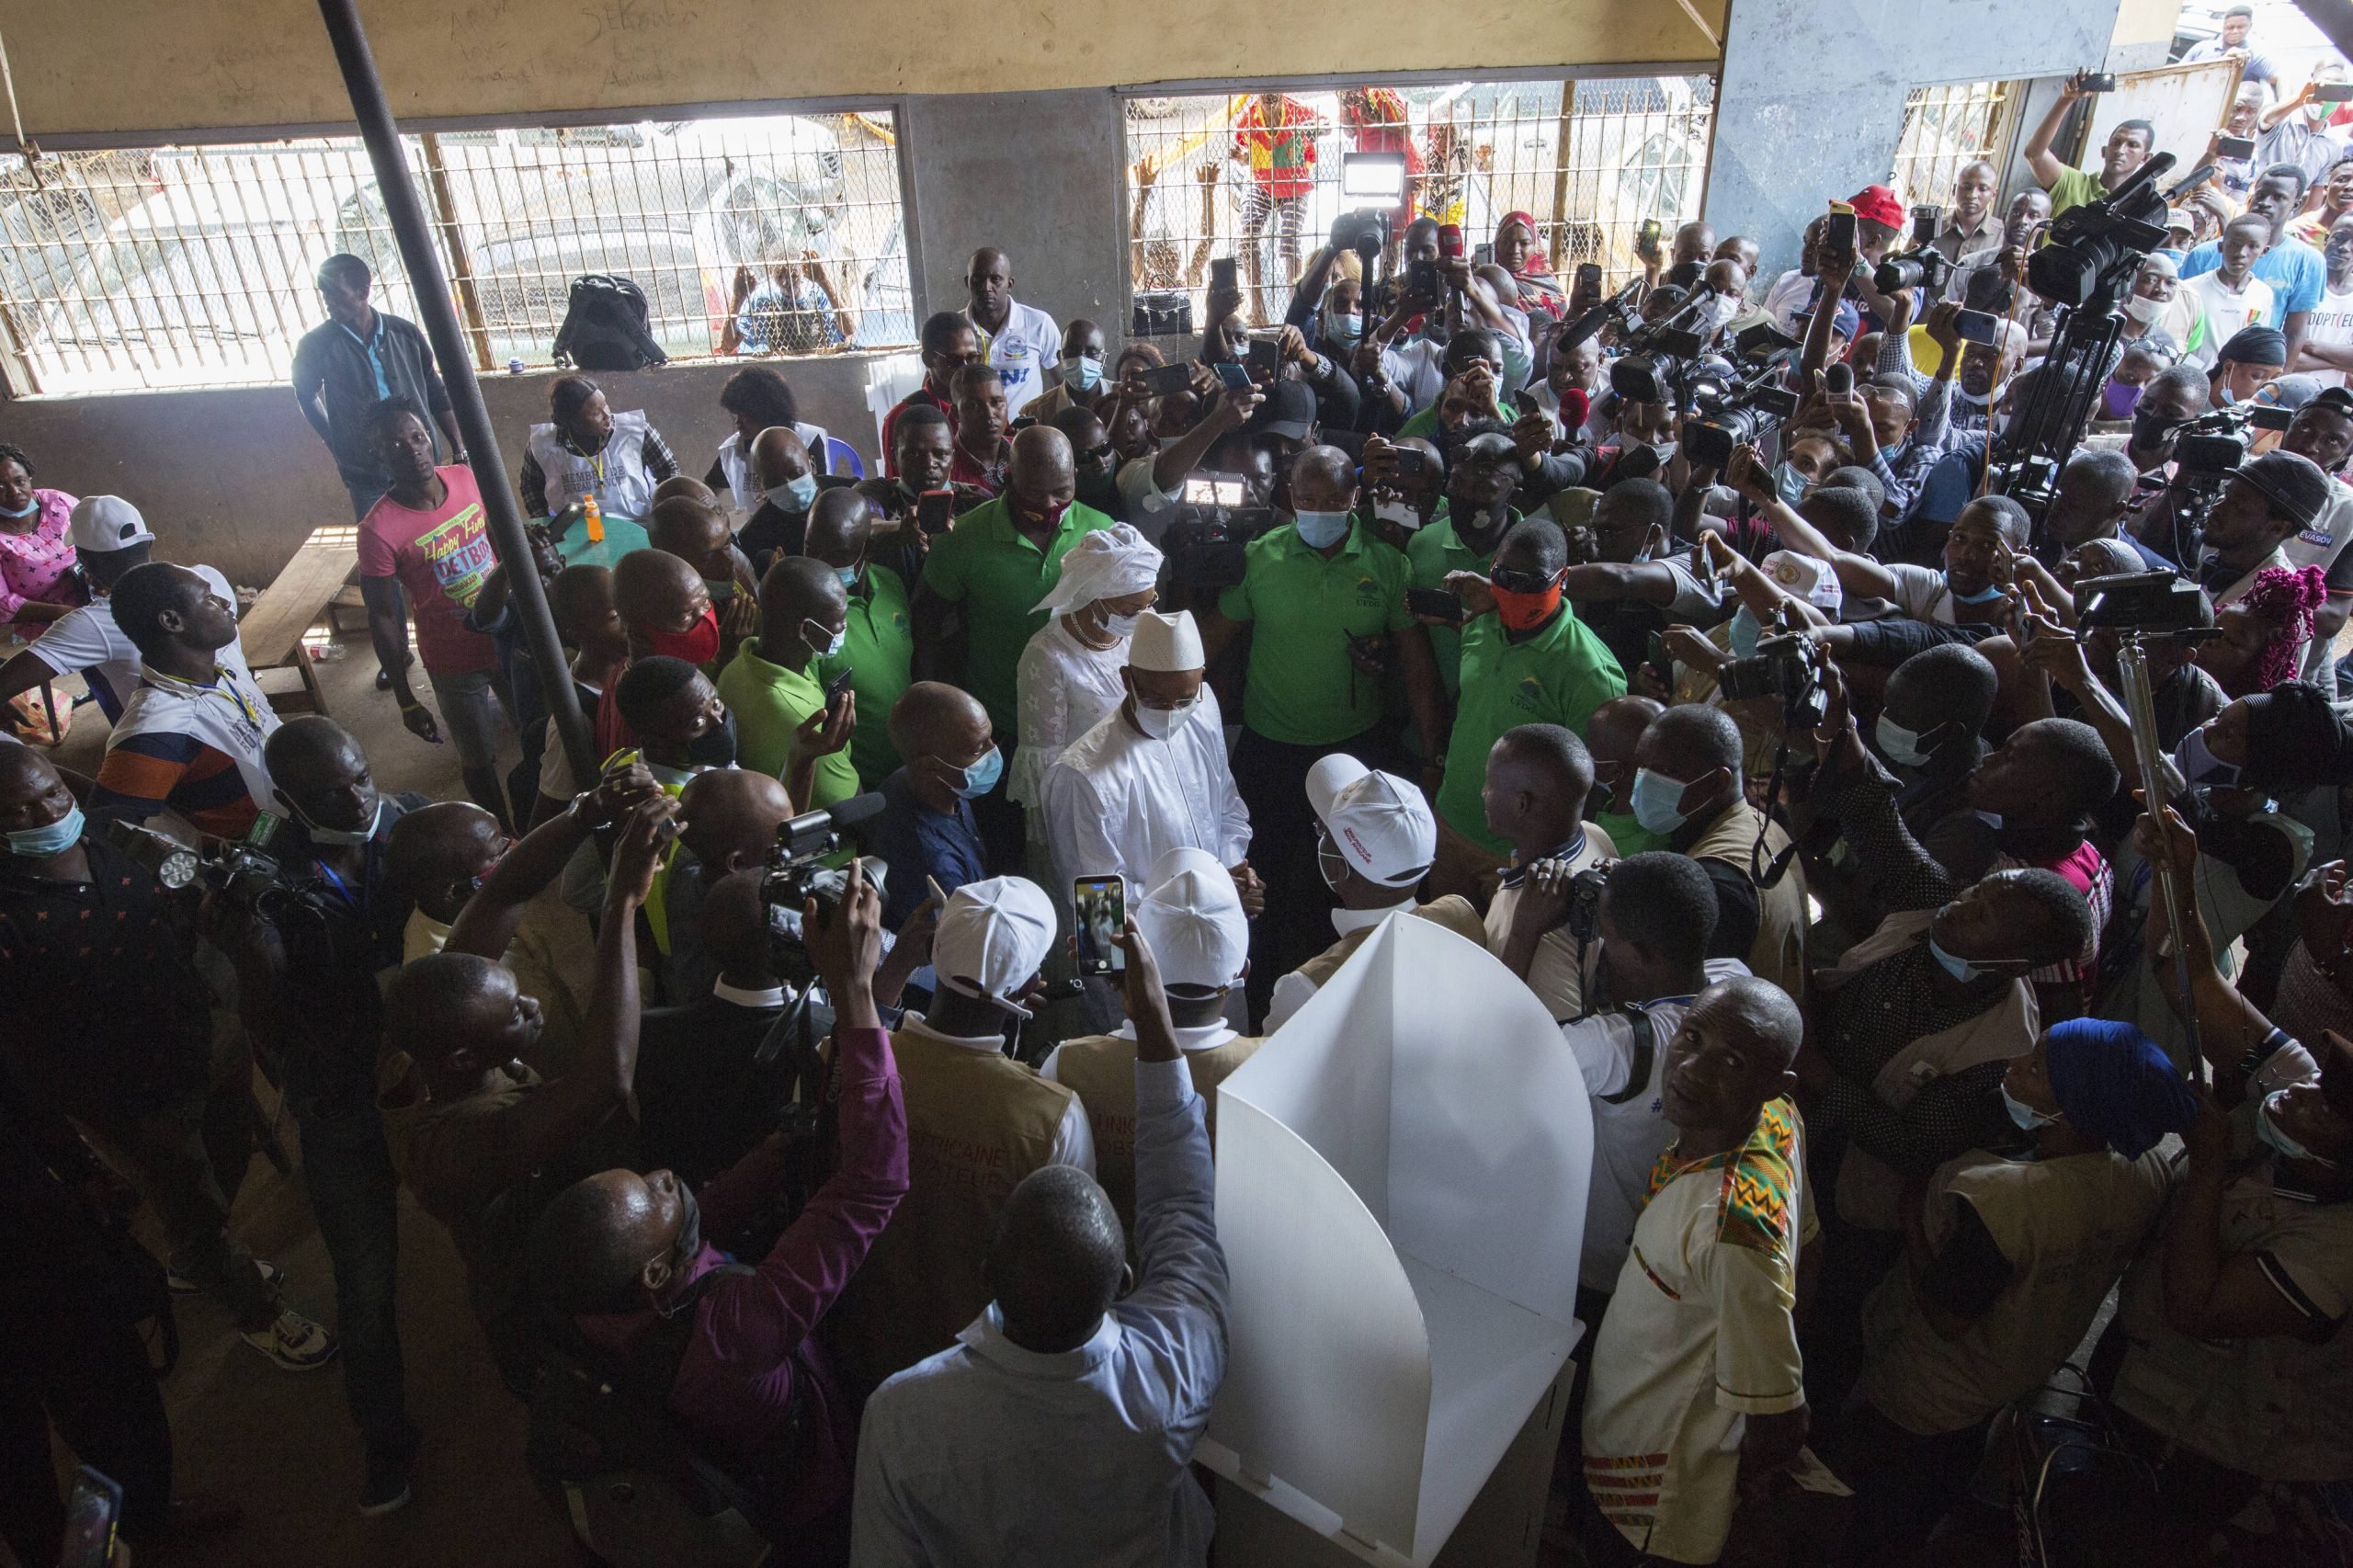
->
xmin=1556 ymin=279 xmax=1643 ymax=351
xmin=1438 ymin=223 xmax=1463 ymax=260
xmin=2160 ymin=163 xmax=2216 ymax=203
xmin=2105 ymin=150 xmax=2177 ymax=219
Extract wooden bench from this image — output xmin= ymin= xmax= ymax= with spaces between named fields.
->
xmin=240 ymin=525 xmax=361 ymax=717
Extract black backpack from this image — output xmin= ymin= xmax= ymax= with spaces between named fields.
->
xmin=553 ymin=274 xmax=668 ymax=372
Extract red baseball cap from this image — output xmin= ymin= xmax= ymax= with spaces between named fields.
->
xmin=1847 ymin=185 xmax=1905 ymax=232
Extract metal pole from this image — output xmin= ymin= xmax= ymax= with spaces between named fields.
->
xmin=313 ymin=0 xmax=597 ymax=789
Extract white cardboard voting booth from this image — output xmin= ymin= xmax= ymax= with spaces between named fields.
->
xmin=1199 ymin=913 xmax=1594 ymax=1567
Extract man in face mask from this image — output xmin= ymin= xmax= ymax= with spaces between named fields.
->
xmin=871 ymin=681 xmax=999 ymax=927
xmin=717 ymin=554 xmax=859 ymax=808
xmin=1020 ymin=318 xmax=1108 ymax=423
xmin=739 ymin=424 xmax=847 ymax=575
xmin=1430 ymin=517 xmax=1627 ymax=897
xmin=1407 ymin=429 xmax=1522 ymax=696
xmin=2119 ymin=254 xmax=2190 ymax=354
xmin=648 ymin=493 xmax=760 ymax=661
xmin=801 ymin=489 xmax=914 ymax=790
xmin=1040 ymin=608 xmax=1255 ymax=922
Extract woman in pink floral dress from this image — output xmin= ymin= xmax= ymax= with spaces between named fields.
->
xmin=0 ymin=442 xmax=83 ymax=642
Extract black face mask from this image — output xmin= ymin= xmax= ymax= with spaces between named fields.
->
xmin=2131 ymin=403 xmax=2182 ymax=451
xmin=687 ymin=710 xmax=739 ymax=769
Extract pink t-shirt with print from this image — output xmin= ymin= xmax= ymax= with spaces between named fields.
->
xmin=358 ymin=465 xmax=499 ymax=676
xmin=0 ymin=489 xmax=82 ymax=634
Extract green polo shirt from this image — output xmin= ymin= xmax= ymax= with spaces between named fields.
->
xmin=1405 ymin=505 xmax=1517 ymax=699
xmin=816 ymin=563 xmax=914 ymax=788
xmin=1397 ymin=395 xmax=1516 ymax=441
xmin=924 ymin=495 xmax=1117 ymax=732
xmin=1593 ymin=807 xmax=1667 ymax=857
xmin=715 ymin=635 xmax=860 ymax=808
xmin=1216 ymin=517 xmax=1413 ymax=745
xmin=1436 ymin=608 xmax=1626 ymax=852
xmin=2046 ymin=167 xmax=2106 ymax=221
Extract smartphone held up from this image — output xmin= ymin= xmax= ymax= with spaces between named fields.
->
xmin=1074 ymin=876 xmax=1127 ymax=975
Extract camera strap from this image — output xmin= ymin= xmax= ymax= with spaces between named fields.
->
xmin=1752 ymin=743 xmax=1805 ymax=891
xmin=1597 ymin=1006 xmax=1658 ymax=1107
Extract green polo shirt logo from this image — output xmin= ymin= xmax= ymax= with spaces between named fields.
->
xmin=1513 ymin=674 xmax=1546 ymax=712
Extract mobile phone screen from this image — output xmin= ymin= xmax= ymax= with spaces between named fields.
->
xmin=917 ymin=489 xmax=955 ymax=536
xmin=1210 ymin=360 xmax=1252 ymax=391
xmin=61 ymin=1469 xmax=122 ymax=1568
xmin=1210 ymin=257 xmax=1237 ymax=293
xmin=1953 ymin=308 xmax=2000 ymax=346
xmin=824 ymin=667 xmax=855 ymax=714
xmin=1074 ymin=877 xmax=1126 ymax=974
xmin=1576 ymin=262 xmax=1603 ymax=287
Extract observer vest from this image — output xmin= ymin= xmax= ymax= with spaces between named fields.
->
xmin=1687 ymin=801 xmax=1810 ymax=998
xmin=528 ymin=410 xmax=655 ymax=518
xmin=1290 ymin=896 xmax=1487 ymax=993
xmin=1049 ymin=1033 xmax=1264 ymax=1227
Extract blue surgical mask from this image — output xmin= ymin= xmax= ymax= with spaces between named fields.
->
xmin=1294 ymin=509 xmax=1351 ymax=549
xmin=1875 ymin=713 xmax=1930 ymax=767
xmin=1728 ymin=605 xmax=1762 ymax=659
xmin=1771 ymin=460 xmax=1809 ymax=508
xmin=1063 ymin=357 xmax=1104 ymax=392
xmin=954 ymin=744 xmax=1005 ymax=799
xmin=2256 ymin=1089 xmax=2341 ymax=1168
xmin=1324 ymin=311 xmax=1363 ymax=348
xmin=1974 ymin=809 xmax=2005 ymax=830
xmin=2002 ymin=1082 xmax=2061 ymax=1131
xmin=835 ymin=564 xmax=861 ymax=590
xmin=1948 ymin=576 xmax=2006 ymax=605
xmin=0 ymin=496 xmax=35 ymax=519
xmin=801 ymin=617 xmax=847 ymax=660
xmin=5 ymin=802 xmax=83 ymax=858
xmin=1630 ymin=767 xmax=1690 ymax=835
xmin=1927 ymin=935 xmax=1983 ymax=983
xmin=767 ymin=473 xmax=820 ymax=512
xmin=2175 ymin=725 xmax=2241 ymax=788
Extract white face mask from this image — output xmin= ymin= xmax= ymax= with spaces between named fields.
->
xmin=1100 ymin=608 xmax=1142 ymax=639
xmin=1132 ymin=694 xmax=1200 ymax=739
xmin=2124 ymin=292 xmax=2166 ymax=324
xmin=801 ymin=617 xmax=847 ymax=659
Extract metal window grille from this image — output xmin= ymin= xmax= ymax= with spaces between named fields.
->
xmin=1121 ymin=76 xmax=1715 ymax=331
xmin=0 ymin=111 xmax=914 ymax=396
xmin=1888 ymin=81 xmax=2013 ymax=215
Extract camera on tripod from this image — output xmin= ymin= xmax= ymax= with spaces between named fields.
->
xmin=1718 ymin=630 xmax=1831 ymax=731
xmin=1872 ymin=205 xmax=1952 ymax=298
xmin=1161 ymin=472 xmax=1280 ymax=592
xmin=2172 ymin=403 xmax=2295 ymax=478
xmin=759 ymin=793 xmax=889 ymax=937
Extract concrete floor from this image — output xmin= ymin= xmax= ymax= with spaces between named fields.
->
xmin=27 ymin=631 xmax=582 ymax=1568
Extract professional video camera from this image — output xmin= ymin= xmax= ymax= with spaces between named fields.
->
xmin=2074 ymin=571 xmax=2216 ymax=633
xmin=1718 ymin=628 xmax=1831 ymax=731
xmin=759 ymin=793 xmax=889 ymax=934
xmin=1608 ymin=278 xmax=1761 ymax=411
xmin=2133 ymin=402 xmax=2293 ymax=565
xmin=1679 ymin=323 xmax=1804 ymax=469
xmin=1872 ymin=205 xmax=1952 ymax=299
xmin=1159 ymin=472 xmax=1282 ymax=593
xmin=90 ymin=812 xmax=298 ymax=918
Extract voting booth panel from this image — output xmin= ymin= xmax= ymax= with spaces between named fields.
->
xmin=1201 ymin=914 xmax=1595 ymax=1567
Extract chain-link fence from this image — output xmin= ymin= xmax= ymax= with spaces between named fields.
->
xmin=1888 ymin=81 xmax=2014 ymax=214
xmin=0 ymin=111 xmax=915 ymax=395
xmin=1122 ymin=77 xmax=1715 ymax=330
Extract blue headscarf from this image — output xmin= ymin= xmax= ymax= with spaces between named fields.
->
xmin=2043 ymin=1019 xmax=2197 ymax=1159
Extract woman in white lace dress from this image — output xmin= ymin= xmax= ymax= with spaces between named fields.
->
xmin=1009 ymin=524 xmax=1164 ymax=884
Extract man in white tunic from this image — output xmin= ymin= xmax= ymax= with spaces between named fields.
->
xmin=1583 ymin=976 xmax=1814 ymax=1566
xmin=1040 ymin=609 xmax=1252 ymax=901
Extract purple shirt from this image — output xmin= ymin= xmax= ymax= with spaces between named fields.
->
xmin=578 ymin=1023 xmax=908 ymax=1527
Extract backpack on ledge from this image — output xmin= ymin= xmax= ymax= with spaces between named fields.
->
xmin=553 ymin=274 xmax=668 ymax=372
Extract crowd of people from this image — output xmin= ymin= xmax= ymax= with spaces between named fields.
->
xmin=11 ymin=47 xmax=2353 ymax=1568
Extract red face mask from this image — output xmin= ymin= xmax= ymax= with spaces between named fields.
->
xmin=647 ymin=604 xmax=720 ymax=666
xmin=1491 ymin=573 xmax=1564 ymax=631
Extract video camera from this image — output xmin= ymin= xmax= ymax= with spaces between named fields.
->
xmin=1872 ymin=205 xmax=1952 ymax=299
xmin=2075 ymin=571 xmax=2216 ymax=633
xmin=1608 ymin=281 xmax=1765 ymax=413
xmin=759 ymin=793 xmax=889 ymax=936
xmin=2170 ymin=403 xmax=2296 ymax=478
xmin=2026 ymin=156 xmax=2172 ymax=309
xmin=1161 ymin=472 xmax=1282 ymax=592
xmin=90 ymin=812 xmax=301 ymax=921
xmin=1679 ymin=323 xmax=1804 ymax=469
xmin=1718 ymin=628 xmax=1831 ymax=731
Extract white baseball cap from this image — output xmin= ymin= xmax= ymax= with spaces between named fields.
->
xmin=1135 ymin=846 xmax=1249 ymax=991
xmin=1306 ymin=754 xmax=1436 ymax=888
xmin=1130 ymin=608 xmax=1205 ymax=673
xmin=1760 ymin=549 xmax=1842 ymax=617
xmin=67 ymin=495 xmax=155 ymax=553
xmin=931 ymin=876 xmax=1057 ymax=1018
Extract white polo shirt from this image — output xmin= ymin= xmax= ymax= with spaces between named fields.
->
xmin=964 ymin=300 xmax=1061 ymax=424
xmin=27 ymin=563 xmax=240 ymax=722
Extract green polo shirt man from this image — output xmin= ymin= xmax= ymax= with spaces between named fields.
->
xmin=1436 ymin=522 xmax=1625 ymax=855
xmin=913 ymin=426 xmax=1115 ymax=734
xmin=816 ymin=562 xmax=914 ymax=787
xmin=718 ymin=557 xmax=861 ymax=808
xmin=1407 ymin=500 xmax=1519 ymax=699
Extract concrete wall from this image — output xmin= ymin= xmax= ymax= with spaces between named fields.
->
xmin=0 ymin=354 xmax=887 ymax=590
xmin=1703 ymin=0 xmax=2127 ymax=285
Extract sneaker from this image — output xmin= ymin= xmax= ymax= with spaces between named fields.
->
xmin=169 ymin=1258 xmax=284 ymax=1295
xmin=241 ymin=1307 xmax=339 ymax=1371
xmin=358 ymin=1451 xmax=414 ymax=1517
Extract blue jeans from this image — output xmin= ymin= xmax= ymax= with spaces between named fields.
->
xmin=289 ymin=1091 xmax=413 ymax=1461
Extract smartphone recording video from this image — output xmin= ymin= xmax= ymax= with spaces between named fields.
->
xmin=1074 ymin=876 xmax=1126 ymax=975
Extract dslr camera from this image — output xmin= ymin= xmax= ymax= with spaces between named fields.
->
xmin=1161 ymin=472 xmax=1279 ymax=593
xmin=91 ymin=813 xmax=299 ymax=920
xmin=1718 ymin=629 xmax=1831 ymax=731
xmin=1872 ymin=205 xmax=1952 ymax=298
xmin=759 ymin=794 xmax=889 ymax=937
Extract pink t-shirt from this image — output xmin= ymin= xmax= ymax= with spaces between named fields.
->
xmin=1997 ymin=838 xmax=2113 ymax=997
xmin=0 ymin=489 xmax=81 ymax=633
xmin=358 ymin=466 xmax=498 ymax=676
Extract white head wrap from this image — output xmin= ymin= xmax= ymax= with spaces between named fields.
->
xmin=1032 ymin=523 xmax=1164 ymax=615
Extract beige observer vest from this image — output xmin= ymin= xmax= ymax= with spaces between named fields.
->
xmin=1688 ymin=801 xmax=1810 ymax=999
xmin=1290 ymin=896 xmax=1488 ymax=994
xmin=1050 ymin=1032 xmax=1266 ymax=1228
xmin=826 ymin=1027 xmax=1075 ymax=1383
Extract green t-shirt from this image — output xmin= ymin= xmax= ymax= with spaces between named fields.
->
xmin=1406 ymin=505 xmax=1515 ymax=699
xmin=2046 ymin=167 xmax=2107 ymax=221
xmin=1397 ymin=396 xmax=1517 ymax=441
xmin=1436 ymin=608 xmax=1627 ymax=852
xmin=715 ymin=635 xmax=860 ymax=808
xmin=1217 ymin=517 xmax=1413 ymax=745
xmin=817 ymin=563 xmax=914 ymax=788
xmin=923 ymin=495 xmax=1117 ymax=732
xmin=1592 ymin=807 xmax=1667 ymax=858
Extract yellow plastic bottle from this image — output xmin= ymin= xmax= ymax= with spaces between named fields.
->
xmin=582 ymin=493 xmax=604 ymax=544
